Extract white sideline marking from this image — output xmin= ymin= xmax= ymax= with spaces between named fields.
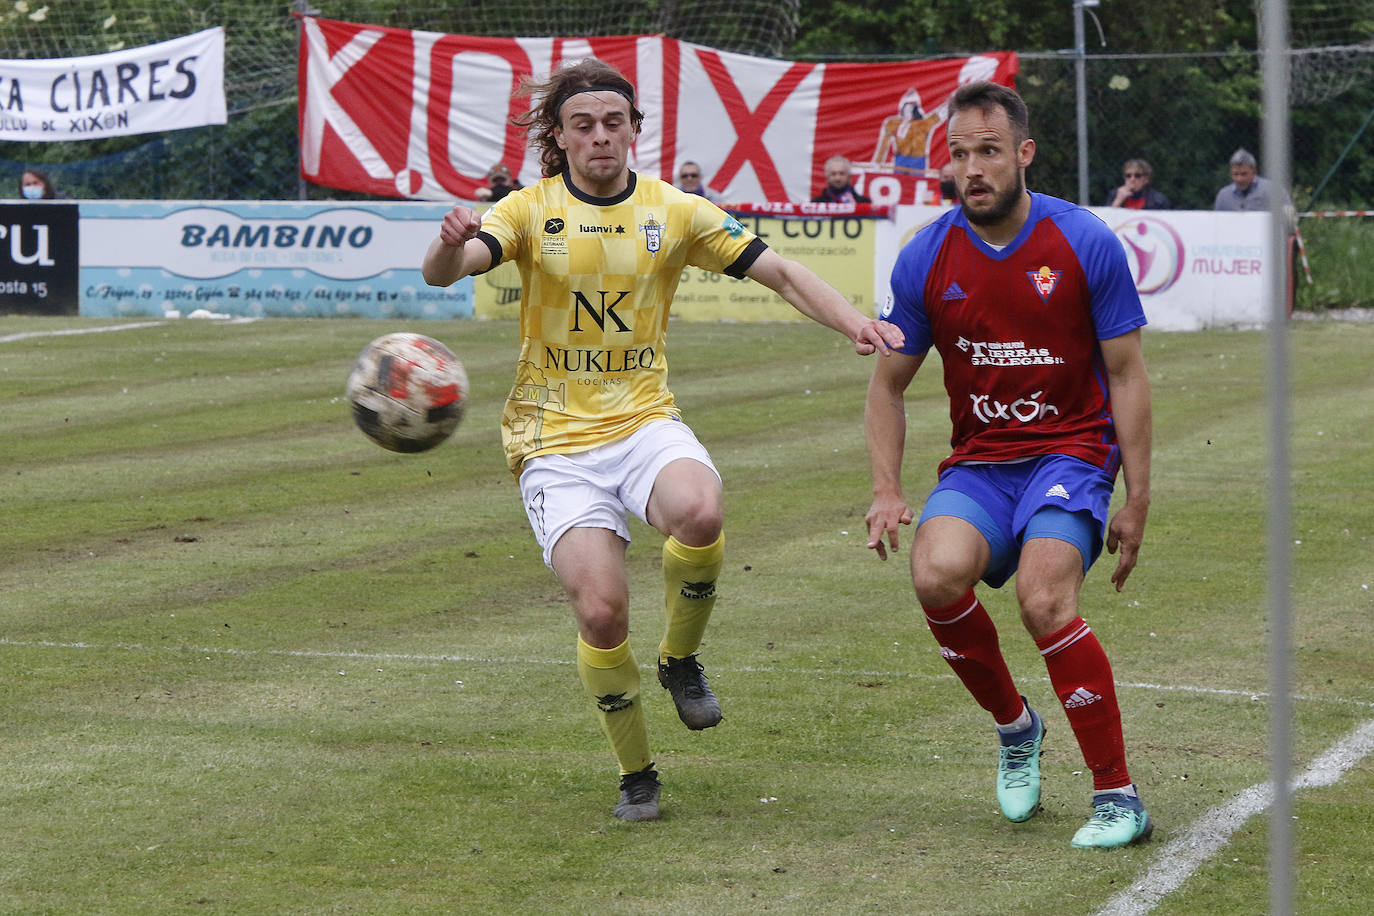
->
xmin=1094 ymin=717 xmax=1374 ymax=916
xmin=0 ymin=321 xmax=166 ymax=343
xmin=1 ymin=639 xmax=1372 ymax=712
xmin=0 ymin=317 xmax=257 ymax=345
xmin=0 ymin=638 xmax=574 ymax=667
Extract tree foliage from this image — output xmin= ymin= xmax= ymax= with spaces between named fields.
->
xmin=790 ymin=0 xmax=1373 ymax=209
xmin=0 ymin=0 xmax=1370 ymax=207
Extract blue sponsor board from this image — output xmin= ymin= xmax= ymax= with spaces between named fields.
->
xmin=79 ymin=200 xmax=472 ymax=319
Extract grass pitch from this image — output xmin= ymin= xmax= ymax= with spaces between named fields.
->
xmin=1 ymin=315 xmax=1371 ymax=915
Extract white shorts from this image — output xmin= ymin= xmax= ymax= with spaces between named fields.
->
xmin=518 ymin=419 xmax=720 ymax=568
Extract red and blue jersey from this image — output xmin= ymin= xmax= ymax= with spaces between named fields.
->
xmin=883 ymin=192 xmax=1146 ymax=476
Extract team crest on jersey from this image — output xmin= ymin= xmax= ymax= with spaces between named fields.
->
xmin=1027 ymin=265 xmax=1061 ymax=304
xmin=639 ymin=214 xmax=663 ymax=257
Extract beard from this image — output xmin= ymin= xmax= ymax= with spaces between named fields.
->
xmin=960 ymin=172 xmax=1026 ymax=227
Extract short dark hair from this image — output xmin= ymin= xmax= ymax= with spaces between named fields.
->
xmin=947 ymin=81 xmax=1030 ymax=144
xmin=512 ymin=58 xmax=645 ymax=178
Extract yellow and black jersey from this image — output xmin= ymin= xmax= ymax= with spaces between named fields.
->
xmin=477 ymin=170 xmax=766 ymax=474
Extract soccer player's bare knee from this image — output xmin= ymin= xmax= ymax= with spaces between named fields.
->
xmin=909 ymin=517 xmax=987 ymax=605
xmin=649 ymin=459 xmax=722 ymax=545
xmin=1015 ymin=578 xmax=1078 ymax=637
xmin=910 ymin=542 xmax=979 ymax=606
xmin=671 ymin=495 xmax=722 ymax=546
xmin=573 ymin=596 xmax=630 ymax=648
xmin=1016 ymin=538 xmax=1084 ymax=636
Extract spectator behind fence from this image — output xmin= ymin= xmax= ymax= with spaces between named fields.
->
xmin=938 ymin=161 xmax=957 ymax=203
xmin=1216 ymin=148 xmax=1298 ymax=305
xmin=1104 ymin=158 xmax=1170 ymax=209
xmin=19 ymin=168 xmax=67 ymax=200
xmin=675 ymin=160 xmax=722 ymax=203
xmin=812 ymin=155 xmax=871 ymax=204
xmin=474 ymin=163 xmax=522 ymax=202
xmin=1214 ymin=148 xmax=1293 ymax=219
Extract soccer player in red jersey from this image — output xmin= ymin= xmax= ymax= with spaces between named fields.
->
xmin=864 ymin=81 xmax=1154 ymax=849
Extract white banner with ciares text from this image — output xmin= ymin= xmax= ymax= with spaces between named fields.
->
xmin=0 ymin=27 xmax=226 ymax=142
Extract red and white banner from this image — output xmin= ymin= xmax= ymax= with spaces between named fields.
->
xmin=298 ymin=17 xmax=1017 ymax=203
xmin=726 ymin=201 xmax=894 ymax=220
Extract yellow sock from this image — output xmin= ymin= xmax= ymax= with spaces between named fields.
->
xmin=659 ymin=533 xmax=724 ymax=664
xmin=576 ymin=637 xmax=651 ymax=775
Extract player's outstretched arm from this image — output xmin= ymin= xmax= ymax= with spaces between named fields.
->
xmin=422 ymin=205 xmax=492 ymax=287
xmin=1101 ymin=329 xmax=1152 ymax=591
xmin=743 ymin=248 xmax=904 ymax=356
xmin=864 ymin=350 xmax=923 ymax=561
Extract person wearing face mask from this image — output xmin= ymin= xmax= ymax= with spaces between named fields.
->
xmin=474 ymin=163 xmax=523 ymax=202
xmin=19 ymin=169 xmax=67 ymax=200
xmin=938 ymin=161 xmax=958 ymax=203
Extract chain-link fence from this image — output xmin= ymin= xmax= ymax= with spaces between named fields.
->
xmin=2 ymin=2 xmax=1371 ymax=208
xmin=0 ymin=0 xmax=805 ymax=200
xmin=1021 ymin=50 xmax=1374 ymax=211
xmin=2 ymin=2 xmax=1372 ymax=306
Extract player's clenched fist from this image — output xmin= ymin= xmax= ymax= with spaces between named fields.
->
xmin=439 ymin=206 xmax=482 ymax=247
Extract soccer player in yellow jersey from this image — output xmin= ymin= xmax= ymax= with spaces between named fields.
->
xmin=423 ymin=58 xmax=904 ymax=822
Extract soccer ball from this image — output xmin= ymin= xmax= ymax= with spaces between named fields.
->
xmin=346 ymin=332 xmax=469 ymax=453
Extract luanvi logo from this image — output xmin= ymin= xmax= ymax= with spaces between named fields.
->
xmin=679 ymin=579 xmax=716 ymax=600
xmin=596 ymin=692 xmax=634 ymax=713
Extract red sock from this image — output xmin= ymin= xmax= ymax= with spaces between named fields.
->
xmin=923 ymin=589 xmax=1024 ymax=725
xmin=1036 ymin=617 xmax=1131 ymax=791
